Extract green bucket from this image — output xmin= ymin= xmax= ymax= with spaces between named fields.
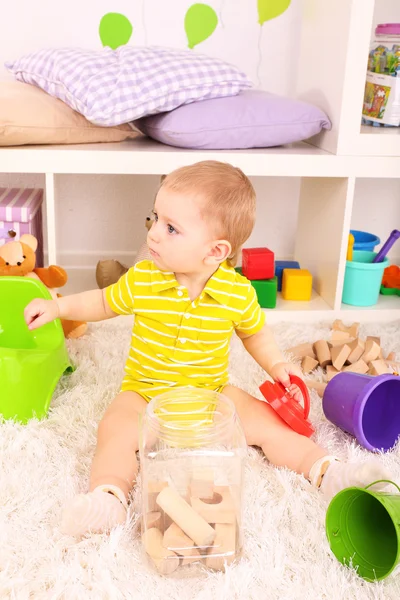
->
xmin=326 ymin=480 xmax=400 ymax=581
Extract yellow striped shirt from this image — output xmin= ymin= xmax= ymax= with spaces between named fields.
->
xmin=105 ymin=260 xmax=265 ymax=399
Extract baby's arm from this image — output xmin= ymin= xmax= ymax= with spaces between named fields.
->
xmin=238 ymin=325 xmax=303 ymax=390
xmin=25 ymin=289 xmax=117 ymax=331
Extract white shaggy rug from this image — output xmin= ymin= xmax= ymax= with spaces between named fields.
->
xmin=2 ymin=317 xmax=400 ymax=600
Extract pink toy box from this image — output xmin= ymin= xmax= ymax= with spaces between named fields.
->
xmin=0 ymin=188 xmax=44 ymax=267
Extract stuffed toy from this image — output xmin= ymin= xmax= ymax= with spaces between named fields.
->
xmin=96 ymin=215 xmax=154 ymax=289
xmin=0 ymin=234 xmax=87 ymax=339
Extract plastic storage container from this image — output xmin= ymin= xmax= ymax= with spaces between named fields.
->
xmin=342 ymin=250 xmax=389 ymax=306
xmin=362 ymin=23 xmax=400 ymax=127
xmin=139 ymin=388 xmax=247 ymax=576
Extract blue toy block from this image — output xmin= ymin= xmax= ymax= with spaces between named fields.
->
xmin=275 ymin=260 xmax=300 ymax=292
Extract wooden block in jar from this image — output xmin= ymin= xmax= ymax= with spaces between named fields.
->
xmin=313 ymin=340 xmax=331 ymax=368
xmin=287 ymin=342 xmax=316 ymax=360
xmin=342 ymin=359 xmax=369 ymax=375
xmin=163 ymin=522 xmax=201 ymax=565
xmin=142 ymin=527 xmax=180 ymax=575
xmin=190 ymin=467 xmax=215 ymax=499
xmin=301 ymin=355 xmax=319 ymax=374
xmin=331 ymin=344 xmax=351 ymax=371
xmin=190 ymin=486 xmax=236 ymax=524
xmin=205 ymin=523 xmax=236 ymax=571
xmin=147 ymin=480 xmax=168 ymax=511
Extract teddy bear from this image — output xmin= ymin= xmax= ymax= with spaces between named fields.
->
xmin=96 ymin=214 xmax=154 ymax=289
xmin=0 ymin=233 xmax=87 ymax=339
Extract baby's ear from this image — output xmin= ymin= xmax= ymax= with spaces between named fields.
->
xmin=205 ymin=240 xmax=232 ymax=265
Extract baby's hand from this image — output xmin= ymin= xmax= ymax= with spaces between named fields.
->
xmin=270 ymin=362 xmax=304 ymax=401
xmin=24 ymin=298 xmax=60 ymax=330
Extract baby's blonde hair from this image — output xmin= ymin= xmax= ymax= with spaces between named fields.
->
xmin=160 ymin=161 xmax=256 ymax=266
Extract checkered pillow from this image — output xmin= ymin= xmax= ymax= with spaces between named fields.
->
xmin=6 ymin=46 xmax=252 ymax=127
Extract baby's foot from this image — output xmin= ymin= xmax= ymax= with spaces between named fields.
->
xmin=61 ymin=485 xmax=127 ymax=536
xmin=310 ymin=455 xmax=393 ymax=501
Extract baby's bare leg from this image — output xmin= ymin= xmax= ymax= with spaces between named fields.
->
xmin=61 ymin=391 xmax=147 ymax=536
xmin=222 ymin=385 xmax=326 ymax=478
xmin=90 ymin=390 xmax=148 ymax=498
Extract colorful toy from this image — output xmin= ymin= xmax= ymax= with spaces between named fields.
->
xmin=350 ymin=229 xmax=380 ymax=252
xmin=274 ymin=260 xmax=300 ymax=291
xmin=0 ymin=234 xmax=86 ymax=338
xmin=0 ymin=276 xmax=72 ymax=423
xmin=236 ymin=266 xmax=277 ymax=308
xmin=373 ymin=229 xmax=400 ymax=263
xmin=382 ymin=265 xmax=400 ymax=289
xmin=259 ymin=375 xmax=314 ymax=437
xmin=346 ymin=233 xmax=354 ymax=260
xmin=281 ymin=268 xmax=312 ymax=301
xmin=342 ymin=250 xmax=389 ymax=307
xmin=242 ymin=247 xmax=274 ymax=280
xmin=326 ymin=480 xmax=400 ymax=581
xmin=322 ymin=372 xmax=400 ymax=452
xmin=96 ymin=214 xmax=153 ymax=289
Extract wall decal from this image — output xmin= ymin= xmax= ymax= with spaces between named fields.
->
xmin=184 ymin=3 xmax=218 ymax=49
xmin=99 ymin=12 xmax=133 ymax=49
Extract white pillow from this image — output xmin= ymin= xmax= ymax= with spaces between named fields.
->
xmin=6 ymin=46 xmax=252 ymax=126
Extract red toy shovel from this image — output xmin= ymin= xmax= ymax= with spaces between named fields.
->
xmin=259 ymin=375 xmax=314 ymax=437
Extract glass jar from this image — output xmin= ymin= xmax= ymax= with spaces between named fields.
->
xmin=139 ymin=387 xmax=247 ymax=576
xmin=362 ymin=23 xmax=400 ymax=126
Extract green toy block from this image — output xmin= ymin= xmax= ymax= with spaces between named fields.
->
xmin=235 ymin=267 xmax=277 ymax=308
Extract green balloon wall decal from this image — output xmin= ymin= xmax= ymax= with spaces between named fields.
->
xmin=184 ymin=3 xmax=218 ymax=49
xmin=257 ymin=0 xmax=291 ymax=25
xmin=99 ymin=13 xmax=133 ymax=49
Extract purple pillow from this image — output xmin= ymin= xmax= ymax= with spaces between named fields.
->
xmin=134 ymin=89 xmax=331 ymax=149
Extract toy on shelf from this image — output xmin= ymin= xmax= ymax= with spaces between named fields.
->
xmin=342 ymin=250 xmax=389 ymax=307
xmin=350 ymin=230 xmax=380 ymax=252
xmin=281 ymin=268 xmax=313 ymax=301
xmin=236 ymin=266 xmax=277 ymax=309
xmin=242 ymin=247 xmax=274 ymax=280
xmin=373 ymin=229 xmax=400 ymax=263
xmin=288 ymin=320 xmax=400 ymax=398
xmin=96 ymin=214 xmax=153 ymax=289
xmin=259 ymin=375 xmax=314 ymax=437
xmin=323 ymin=371 xmax=400 ymax=452
xmin=274 ymin=260 xmax=300 ymax=291
xmin=0 ymin=276 xmax=72 ymax=423
xmin=0 ymin=234 xmax=87 ymax=338
xmin=381 ymin=264 xmax=400 ymax=296
xmin=346 ymin=233 xmax=354 ymax=260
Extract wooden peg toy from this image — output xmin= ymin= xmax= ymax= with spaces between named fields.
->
xmin=190 ymin=468 xmax=215 ymax=499
xmin=142 ymin=527 xmax=180 ymax=575
xmin=205 ymin=522 xmax=237 ymax=571
xmin=331 ymin=344 xmax=351 ymax=371
xmin=361 ymin=340 xmax=381 ymax=364
xmin=346 ymin=338 xmax=365 ymax=364
xmin=301 ymin=355 xmax=319 ymax=374
xmin=190 ymin=486 xmax=236 ymax=524
xmin=313 ymin=340 xmax=331 ymax=368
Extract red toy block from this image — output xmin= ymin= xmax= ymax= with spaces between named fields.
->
xmin=242 ymin=247 xmax=274 ymax=280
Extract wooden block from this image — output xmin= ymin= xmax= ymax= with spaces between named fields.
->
xmin=145 ymin=511 xmax=162 ymax=531
xmin=361 ymin=340 xmax=381 ymax=364
xmin=190 ymin=468 xmax=214 ymax=499
xmin=342 ymin=359 xmax=369 ymax=375
xmin=142 ymin=528 xmax=180 ymax=575
xmin=305 ymin=380 xmax=327 ymax=397
xmin=346 ymin=338 xmax=365 ymax=364
xmin=366 ymin=336 xmax=381 ymax=346
xmin=326 ymin=365 xmax=340 ymax=381
xmin=331 ymin=344 xmax=351 ymax=371
xmin=287 ymin=342 xmax=316 ymax=360
xmin=190 ymin=486 xmax=236 ymax=524
xmin=147 ymin=481 xmax=168 ymax=512
xmin=313 ymin=340 xmax=332 ymax=368
xmin=163 ymin=522 xmax=201 ymax=563
xmin=369 ymin=360 xmax=391 ymax=376
xmin=387 ymin=351 xmax=397 ymax=362
xmin=332 ymin=320 xmax=359 ymax=338
xmin=205 ymin=523 xmax=236 ymax=571
xmin=301 ymin=355 xmax=319 ymax=374
xmin=329 ymin=338 xmax=355 ymax=348
xmin=156 ymin=486 xmax=216 ymax=547
xmin=330 ymin=330 xmax=351 ymax=342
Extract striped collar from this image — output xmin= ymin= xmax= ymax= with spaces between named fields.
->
xmin=150 ymin=260 xmax=236 ymax=303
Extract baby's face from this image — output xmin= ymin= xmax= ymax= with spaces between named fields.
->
xmin=147 ymin=187 xmax=216 ymax=274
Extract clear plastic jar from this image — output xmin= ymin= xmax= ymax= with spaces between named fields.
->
xmin=362 ymin=23 xmax=400 ymax=126
xmin=139 ymin=388 xmax=247 ymax=576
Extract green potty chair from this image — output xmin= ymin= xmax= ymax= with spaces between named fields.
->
xmin=0 ymin=277 xmax=72 ymax=423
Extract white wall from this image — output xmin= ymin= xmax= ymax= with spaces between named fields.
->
xmin=0 ymin=0 xmax=399 ymax=293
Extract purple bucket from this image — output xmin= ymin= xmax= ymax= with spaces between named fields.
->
xmin=323 ymin=373 xmax=400 ymax=452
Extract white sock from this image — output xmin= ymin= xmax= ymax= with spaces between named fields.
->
xmin=309 ymin=455 xmax=393 ymax=501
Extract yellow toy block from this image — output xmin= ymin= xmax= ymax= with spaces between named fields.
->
xmin=282 ymin=269 xmax=313 ymax=301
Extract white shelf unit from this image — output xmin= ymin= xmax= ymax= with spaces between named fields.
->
xmin=0 ymin=1 xmax=399 ymax=323
xmin=297 ymin=0 xmax=400 ymax=157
